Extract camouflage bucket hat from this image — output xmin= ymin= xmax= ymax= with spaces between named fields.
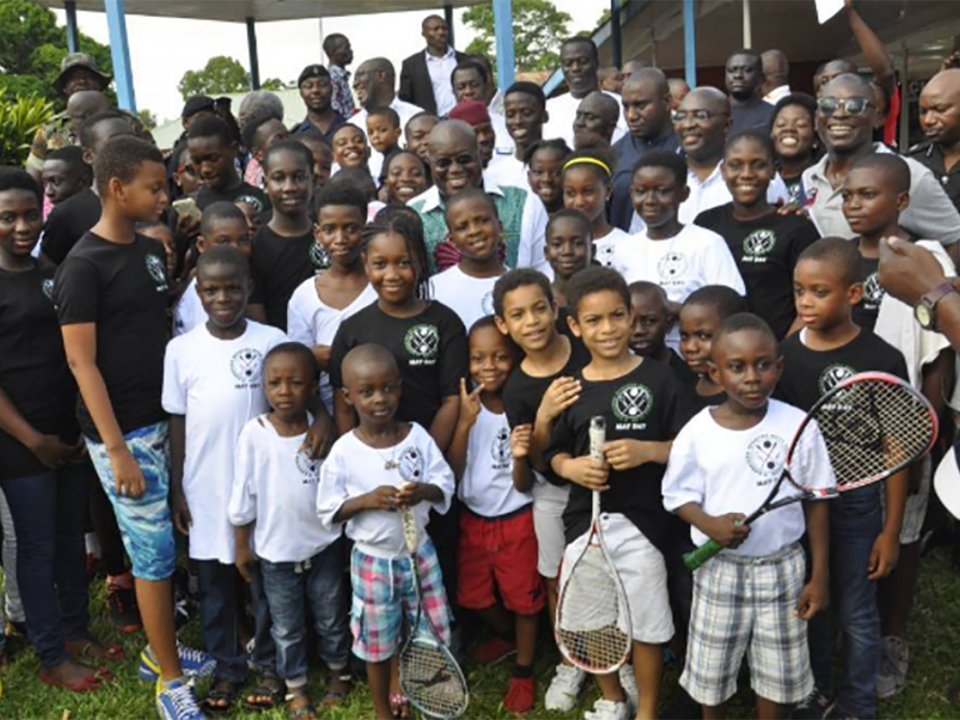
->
xmin=54 ymin=53 xmax=113 ymax=94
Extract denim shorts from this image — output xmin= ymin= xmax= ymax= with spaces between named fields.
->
xmin=86 ymin=421 xmax=176 ymax=581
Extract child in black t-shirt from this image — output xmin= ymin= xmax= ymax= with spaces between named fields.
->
xmin=248 ymin=140 xmax=318 ymax=330
xmin=188 ymin=115 xmax=270 ymax=215
xmin=694 ymin=130 xmax=819 ymax=339
xmin=366 ymin=107 xmax=403 ymax=190
xmin=53 ymin=136 xmax=212 ymax=716
xmin=42 ymin=146 xmax=92 ymax=210
xmin=777 ymin=237 xmax=909 ymax=720
xmin=545 ymin=267 xmax=687 ymax=720
xmin=544 ymin=208 xmax=592 ymax=307
xmin=628 ymin=281 xmax=696 ymax=386
xmin=679 ymin=285 xmax=745 ymax=408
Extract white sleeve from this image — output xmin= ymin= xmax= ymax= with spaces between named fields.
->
xmin=160 ymin=341 xmax=187 ymax=415
xmin=661 ymin=425 xmax=705 ymax=513
xmin=228 ymin=424 xmax=258 ymax=527
xmin=904 ymin=165 xmax=960 ymax=245
xmin=286 ymin=284 xmax=314 ymax=347
xmin=517 ymin=191 xmax=549 ymax=271
xmin=424 ymin=434 xmax=456 ymax=515
xmin=767 ymin=174 xmax=791 ymax=205
xmin=316 ymin=443 xmax=350 ymax=530
xmin=704 ymin=236 xmax=747 ymax=295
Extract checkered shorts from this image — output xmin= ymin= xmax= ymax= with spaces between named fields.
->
xmin=349 ymin=538 xmax=452 ymax=663
xmin=681 ymin=543 xmax=813 ymax=707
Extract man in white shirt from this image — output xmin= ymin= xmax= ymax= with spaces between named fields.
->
xmin=761 ymin=49 xmax=791 ymax=105
xmin=399 ymin=15 xmax=467 ymax=117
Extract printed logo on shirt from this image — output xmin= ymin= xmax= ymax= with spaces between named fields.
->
xmin=657 ymin=252 xmax=687 ymax=282
xmin=145 ymin=253 xmax=169 ymax=293
xmin=611 ymin=383 xmax=653 ymax=429
xmin=230 ymin=348 xmax=264 ymax=389
xmin=309 ymin=242 xmax=331 ymax=272
xmin=398 ymin=445 xmax=425 ymax=484
xmin=404 ymin=324 xmax=440 ymax=365
xmin=41 ymin=278 xmax=55 ymax=302
xmin=481 ymin=291 xmax=495 ymax=316
xmin=742 ymin=229 xmax=777 ymax=263
xmin=745 ymin=433 xmax=787 ymax=485
xmin=597 ymin=243 xmax=617 ymax=267
xmin=295 ymin=448 xmax=320 ymax=484
xmin=862 ymin=272 xmax=885 ymax=309
xmin=490 ymin=425 xmax=512 ymax=470
xmin=818 ymin=364 xmax=856 ymax=396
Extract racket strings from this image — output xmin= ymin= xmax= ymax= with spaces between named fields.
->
xmin=556 ymin=546 xmax=631 ymax=672
xmin=400 ymin=639 xmax=468 ymax=717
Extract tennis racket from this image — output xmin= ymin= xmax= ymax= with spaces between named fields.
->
xmin=397 ymin=485 xmax=469 ymax=719
xmin=684 ymin=372 xmax=939 ymax=571
xmin=555 ymin=416 xmax=633 ymax=674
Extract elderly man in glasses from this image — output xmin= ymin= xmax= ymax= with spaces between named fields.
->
xmin=803 ymin=73 xmax=960 ymax=253
xmin=406 ymin=119 xmax=549 ymax=274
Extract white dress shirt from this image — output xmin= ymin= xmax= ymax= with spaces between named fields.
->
xmin=426 ymin=47 xmax=459 ymax=117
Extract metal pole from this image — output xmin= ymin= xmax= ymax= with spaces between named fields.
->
xmin=246 ymin=17 xmax=261 ymax=90
xmin=742 ymin=0 xmax=752 ymax=49
xmin=611 ymin=0 xmax=623 ymax=69
xmin=104 ymin=0 xmax=136 ymax=111
xmin=683 ymin=0 xmax=697 ymax=88
xmin=444 ymin=4 xmax=455 ymax=49
xmin=493 ymin=0 xmax=515 ymax=91
xmin=64 ymin=0 xmax=79 ymax=54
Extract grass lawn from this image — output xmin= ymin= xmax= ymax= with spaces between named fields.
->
xmin=4 ymin=548 xmax=960 ymax=719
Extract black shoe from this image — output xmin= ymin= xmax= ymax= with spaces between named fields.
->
xmin=107 ymin=583 xmax=142 ymax=634
xmin=792 ymin=689 xmax=834 ymax=720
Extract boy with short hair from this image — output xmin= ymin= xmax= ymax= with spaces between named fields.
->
xmin=663 ymin=312 xmax=832 ymax=719
xmin=628 ymin=281 xmax=695 ymax=386
xmin=187 ymin=115 xmax=269 ymax=216
xmin=292 ymin=133 xmax=334 ymax=191
xmin=679 ymin=285 xmax=746 ymax=405
xmin=405 ymin=112 xmax=440 ymax=166
xmin=330 ymin=123 xmax=371 ymax=175
xmin=163 ymin=246 xmax=287 ymax=713
xmin=54 ymin=135 xmax=212 ymax=720
xmin=365 ymin=107 xmax=403 ymax=188
xmin=42 ymin=145 xmax=92 ymax=211
xmin=546 ymin=266 xmax=688 ymax=720
xmin=544 ymin=209 xmax=592 ymax=307
xmin=241 ymin=113 xmax=291 ymax=176
xmin=778 ymin=237 xmax=909 ymax=720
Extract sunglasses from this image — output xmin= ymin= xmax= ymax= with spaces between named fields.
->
xmin=433 ymin=153 xmax=477 ymax=171
xmin=817 ymin=97 xmax=873 ymax=116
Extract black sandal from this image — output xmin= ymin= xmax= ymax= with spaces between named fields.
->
xmin=203 ymin=680 xmax=239 ymax=714
xmin=242 ymin=672 xmax=283 ymax=711
xmin=286 ymin=689 xmax=318 ymax=720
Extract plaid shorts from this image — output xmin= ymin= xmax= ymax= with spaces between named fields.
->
xmin=350 ymin=538 xmax=452 ymax=663
xmin=681 ymin=543 xmax=813 ymax=707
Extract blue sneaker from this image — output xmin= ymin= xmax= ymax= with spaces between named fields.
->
xmin=140 ymin=644 xmax=216 ymax=682
xmin=156 ymin=678 xmax=205 ymax=720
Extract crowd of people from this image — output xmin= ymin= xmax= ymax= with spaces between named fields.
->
xmin=4 ymin=3 xmax=960 ymax=720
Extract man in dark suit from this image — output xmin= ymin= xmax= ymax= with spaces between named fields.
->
xmin=399 ymin=15 xmax=468 ymax=117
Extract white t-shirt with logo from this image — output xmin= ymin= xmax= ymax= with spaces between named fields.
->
xmin=287 ymin=276 xmax=377 ymax=414
xmin=173 ymin=277 xmax=206 ymax=338
xmin=662 ymin=400 xmax=835 ymax=557
xmin=429 ymin=266 xmax=503 ymax=332
xmin=162 ymin=321 xmax=287 ymax=562
xmin=317 ymin=423 xmax=455 ymax=559
xmin=229 ymin=412 xmax=342 ymax=563
xmin=593 ymin=227 xmax=634 ymax=269
xmin=459 ymin=405 xmax=532 ymax=518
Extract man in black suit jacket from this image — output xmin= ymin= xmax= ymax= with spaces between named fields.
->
xmin=399 ymin=14 xmax=468 ymax=117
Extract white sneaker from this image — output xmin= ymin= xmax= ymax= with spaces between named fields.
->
xmin=877 ymin=636 xmax=909 ymax=699
xmin=584 ymin=698 xmax=630 ymax=720
xmin=545 ymin=663 xmax=586 ymax=712
xmin=619 ymin=664 xmax=638 ymax=711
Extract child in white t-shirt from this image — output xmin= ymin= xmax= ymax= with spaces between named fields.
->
xmin=173 ymin=202 xmax=253 ymax=337
xmin=162 ymin=245 xmax=285 ymax=711
xmin=560 ymin=150 xmax=632 ymax=265
xmin=317 ymin=344 xmax=455 ymax=720
xmin=229 ymin=343 xmax=351 ymax=718
xmin=662 ymin=313 xmax=832 ymax=715
xmin=430 ymin=189 xmax=507 ymax=331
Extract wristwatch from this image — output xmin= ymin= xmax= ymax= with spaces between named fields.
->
xmin=914 ymin=282 xmax=957 ymax=330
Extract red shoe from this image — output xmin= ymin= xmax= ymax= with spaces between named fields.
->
xmin=504 ymin=676 xmax=535 ymax=714
xmin=471 ymin=636 xmax=517 ymax=665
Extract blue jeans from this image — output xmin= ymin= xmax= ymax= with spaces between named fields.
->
xmin=0 ymin=464 xmax=90 ymax=668
xmin=808 ymin=486 xmax=883 ymax=719
xmin=196 ymin=561 xmax=248 ymax=683
xmin=246 ymin=562 xmax=277 ymax=676
xmin=260 ymin=539 xmax=350 ymax=686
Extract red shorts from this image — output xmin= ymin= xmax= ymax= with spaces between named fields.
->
xmin=456 ymin=505 xmax=544 ymax=615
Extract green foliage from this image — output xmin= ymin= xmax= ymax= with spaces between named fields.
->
xmin=463 ymin=0 xmax=572 ymax=74
xmin=0 ymin=88 xmax=55 ymax=165
xmin=261 ymin=78 xmax=292 ymax=92
xmin=178 ymin=56 xmax=251 ymax=101
xmin=0 ymin=0 xmax=113 ymax=107
xmin=138 ymin=108 xmax=157 ymax=131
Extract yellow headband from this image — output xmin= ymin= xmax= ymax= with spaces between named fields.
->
xmin=562 ymin=156 xmax=612 ymax=176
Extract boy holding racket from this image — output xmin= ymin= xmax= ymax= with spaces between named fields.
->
xmin=662 ymin=313 xmax=833 ymax=719
xmin=546 ymin=267 xmax=688 ymax=720
xmin=778 ymin=237 xmax=909 ymax=720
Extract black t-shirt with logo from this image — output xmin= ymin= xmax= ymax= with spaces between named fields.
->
xmin=249 ymin=226 xmax=322 ymax=331
xmin=0 ymin=261 xmax=81 ymax=479
xmin=695 ymin=204 xmax=820 ymax=339
xmin=54 ymin=232 xmax=170 ymax=441
xmin=544 ymin=359 xmax=692 ymax=551
xmin=329 ymin=301 xmax=468 ymax=430
xmin=851 ymin=255 xmax=883 ymax=332
xmin=775 ymin=329 xmax=908 ymax=413
xmin=40 ymin=188 xmax=102 ymax=265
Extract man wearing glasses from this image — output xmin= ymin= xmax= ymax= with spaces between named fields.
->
xmin=802 ymin=74 xmax=960 ymax=251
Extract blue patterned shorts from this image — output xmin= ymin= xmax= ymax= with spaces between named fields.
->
xmin=86 ymin=421 xmax=176 ymax=581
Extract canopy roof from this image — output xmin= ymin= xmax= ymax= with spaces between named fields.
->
xmin=36 ymin=0 xmax=487 ymax=23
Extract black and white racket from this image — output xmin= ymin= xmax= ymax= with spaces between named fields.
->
xmin=684 ymin=372 xmax=938 ymax=570
xmin=555 ymin=416 xmax=633 ymax=674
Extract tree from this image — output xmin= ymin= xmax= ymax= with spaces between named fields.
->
xmin=463 ymin=0 xmax=572 ymax=74
xmin=138 ymin=108 xmax=157 ymax=131
xmin=177 ymin=56 xmax=250 ymax=100
xmin=0 ymin=0 xmax=113 ymax=107
xmin=261 ymin=78 xmax=292 ymax=92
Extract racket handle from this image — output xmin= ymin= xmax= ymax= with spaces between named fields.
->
xmin=683 ymin=539 xmax=723 ymax=570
